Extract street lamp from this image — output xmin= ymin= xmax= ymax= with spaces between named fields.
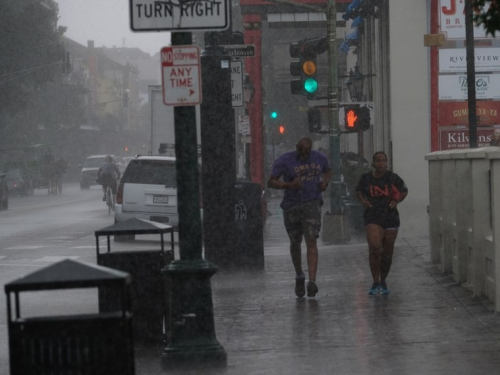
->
xmin=345 ymin=65 xmax=364 ymax=102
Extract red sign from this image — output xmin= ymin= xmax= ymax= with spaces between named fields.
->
xmin=161 ymin=46 xmax=202 ymax=106
xmin=439 ymin=101 xmax=500 ymax=127
xmin=439 ymin=127 xmax=496 ymax=150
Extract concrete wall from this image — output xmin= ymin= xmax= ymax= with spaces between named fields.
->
xmin=389 ymin=1 xmax=431 ymax=236
xmin=426 ymin=148 xmax=500 ymax=311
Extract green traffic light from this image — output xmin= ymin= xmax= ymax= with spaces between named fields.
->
xmin=304 ymin=78 xmax=318 ymax=94
xmin=271 ymin=111 xmax=278 ymax=119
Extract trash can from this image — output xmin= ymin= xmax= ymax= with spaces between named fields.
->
xmin=95 ymin=218 xmax=174 ymax=344
xmin=233 ymin=182 xmax=264 ymax=269
xmin=5 ymin=259 xmax=134 ymax=375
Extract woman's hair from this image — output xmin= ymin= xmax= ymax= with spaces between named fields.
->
xmin=105 ymin=155 xmax=113 ymax=162
xmin=372 ymin=151 xmax=387 ymax=163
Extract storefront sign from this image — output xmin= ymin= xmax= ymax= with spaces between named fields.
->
xmin=439 ymin=48 xmax=500 ymax=73
xmin=439 ymin=101 xmax=500 ymax=126
xmin=440 ymin=0 xmax=488 ymax=39
xmin=439 ymin=127 xmax=495 ymax=149
xmin=439 ymin=74 xmax=500 ymax=100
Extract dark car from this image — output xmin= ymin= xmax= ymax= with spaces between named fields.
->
xmin=6 ymin=169 xmax=33 ymax=196
xmin=0 ymin=172 xmax=7 ymax=210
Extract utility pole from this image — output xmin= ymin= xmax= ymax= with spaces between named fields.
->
xmin=321 ymin=0 xmax=350 ymax=243
xmin=465 ymin=0 xmax=478 ymax=148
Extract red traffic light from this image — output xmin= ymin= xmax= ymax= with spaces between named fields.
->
xmin=346 ymin=109 xmax=358 ymax=129
xmin=279 ymin=125 xmax=286 ymax=134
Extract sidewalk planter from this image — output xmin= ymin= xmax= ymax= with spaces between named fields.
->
xmin=426 ymin=147 xmax=500 ymax=311
xmin=5 ymin=259 xmax=134 ymax=375
xmin=95 ymin=218 xmax=175 ymax=344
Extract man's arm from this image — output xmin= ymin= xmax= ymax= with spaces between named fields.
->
xmin=267 ymin=175 xmax=301 ymax=190
xmin=318 ymin=167 xmax=332 ymax=192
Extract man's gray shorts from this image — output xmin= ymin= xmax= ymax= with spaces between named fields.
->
xmin=283 ymin=200 xmax=322 ymax=240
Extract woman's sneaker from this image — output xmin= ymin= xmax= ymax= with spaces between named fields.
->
xmin=307 ymin=281 xmax=318 ymax=297
xmin=295 ymin=274 xmax=305 ymax=298
xmin=380 ymin=282 xmax=390 ymax=295
xmin=368 ymin=283 xmax=380 ymax=295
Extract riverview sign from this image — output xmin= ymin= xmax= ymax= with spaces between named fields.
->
xmin=439 ymin=48 xmax=500 ymax=73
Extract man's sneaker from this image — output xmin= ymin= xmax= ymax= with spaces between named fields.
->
xmin=307 ymin=281 xmax=318 ymax=297
xmin=368 ymin=283 xmax=380 ymax=295
xmin=295 ymin=274 xmax=306 ymax=298
xmin=380 ymin=282 xmax=390 ymax=295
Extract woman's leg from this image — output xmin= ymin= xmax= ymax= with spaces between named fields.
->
xmin=366 ymin=224 xmax=384 ymax=283
xmin=380 ymin=229 xmax=398 ymax=283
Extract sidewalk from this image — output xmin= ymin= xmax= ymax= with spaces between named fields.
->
xmin=138 ymin=198 xmax=500 ymax=374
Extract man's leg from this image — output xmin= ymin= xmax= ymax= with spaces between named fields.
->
xmin=284 ymin=207 xmax=305 ymax=297
xmin=305 ymin=236 xmax=318 ymax=282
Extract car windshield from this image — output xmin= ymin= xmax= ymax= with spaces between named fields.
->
xmin=82 ymin=158 xmax=106 ymax=168
xmin=123 ymin=160 xmax=177 ymax=186
xmin=6 ymin=170 xmax=21 ymax=180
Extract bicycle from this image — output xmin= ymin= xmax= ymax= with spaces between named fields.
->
xmin=105 ymin=185 xmax=114 ymax=215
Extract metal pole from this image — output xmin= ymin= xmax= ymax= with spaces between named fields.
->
xmin=465 ymin=0 xmax=478 ymax=148
xmin=327 ymin=0 xmax=341 ymax=214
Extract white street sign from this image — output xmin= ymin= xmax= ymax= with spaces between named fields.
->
xmin=239 ymin=115 xmax=250 ymax=135
xmin=161 ymin=46 xmax=202 ymax=106
xmin=231 ymin=60 xmax=244 ymax=107
xmin=130 ymin=0 xmax=229 ymax=31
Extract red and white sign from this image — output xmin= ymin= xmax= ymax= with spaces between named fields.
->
xmin=161 ymin=46 xmax=202 ymax=106
xmin=439 ymin=0 xmax=488 ymax=39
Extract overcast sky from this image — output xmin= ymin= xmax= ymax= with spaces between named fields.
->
xmin=57 ymin=0 xmax=171 ymax=56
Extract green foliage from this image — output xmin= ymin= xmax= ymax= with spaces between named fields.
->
xmin=473 ymin=0 xmax=500 ymax=36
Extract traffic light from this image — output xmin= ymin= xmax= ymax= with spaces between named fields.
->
xmin=278 ymin=124 xmax=286 ymax=135
xmin=270 ymin=111 xmax=278 ymax=119
xmin=308 ymin=108 xmax=321 ymax=133
xmin=289 ymin=38 xmax=326 ymax=97
xmin=344 ymin=105 xmax=371 ymax=133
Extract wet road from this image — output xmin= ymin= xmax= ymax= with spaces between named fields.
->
xmin=2 ymin=188 xmax=500 ymax=374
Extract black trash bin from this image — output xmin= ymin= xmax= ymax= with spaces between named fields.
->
xmin=5 ymin=259 xmax=134 ymax=375
xmin=233 ymin=182 xmax=264 ymax=269
xmin=95 ymin=218 xmax=174 ymax=344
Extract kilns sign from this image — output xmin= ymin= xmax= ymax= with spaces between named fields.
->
xmin=161 ymin=46 xmax=202 ymax=106
xmin=439 ymin=48 xmax=500 ymax=73
xmin=440 ymin=0 xmax=488 ymax=39
xmin=439 ymin=101 xmax=500 ymax=126
xmin=439 ymin=128 xmax=496 ymax=150
xmin=438 ymin=74 xmax=500 ymax=100
xmin=130 ymin=0 xmax=229 ymax=31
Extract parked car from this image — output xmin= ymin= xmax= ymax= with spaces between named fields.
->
xmin=79 ymin=155 xmax=116 ymax=190
xmin=6 ymin=169 xmax=33 ymax=196
xmin=0 ymin=172 xmax=8 ymax=210
xmin=114 ymin=155 xmax=180 ymax=239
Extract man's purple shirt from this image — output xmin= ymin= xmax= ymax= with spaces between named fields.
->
xmin=270 ymin=150 xmax=330 ymax=211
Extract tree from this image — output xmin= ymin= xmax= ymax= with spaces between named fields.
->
xmin=473 ymin=0 xmax=500 ymax=35
xmin=0 ymin=0 xmax=66 ymax=145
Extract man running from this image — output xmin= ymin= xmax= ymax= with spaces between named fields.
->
xmin=267 ymin=137 xmax=332 ymax=298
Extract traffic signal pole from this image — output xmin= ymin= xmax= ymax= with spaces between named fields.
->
xmin=326 ymin=0 xmax=342 ymax=216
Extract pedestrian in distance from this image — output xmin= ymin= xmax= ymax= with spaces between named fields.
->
xmin=267 ymin=137 xmax=332 ymax=298
xmin=356 ymin=151 xmax=408 ymax=295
